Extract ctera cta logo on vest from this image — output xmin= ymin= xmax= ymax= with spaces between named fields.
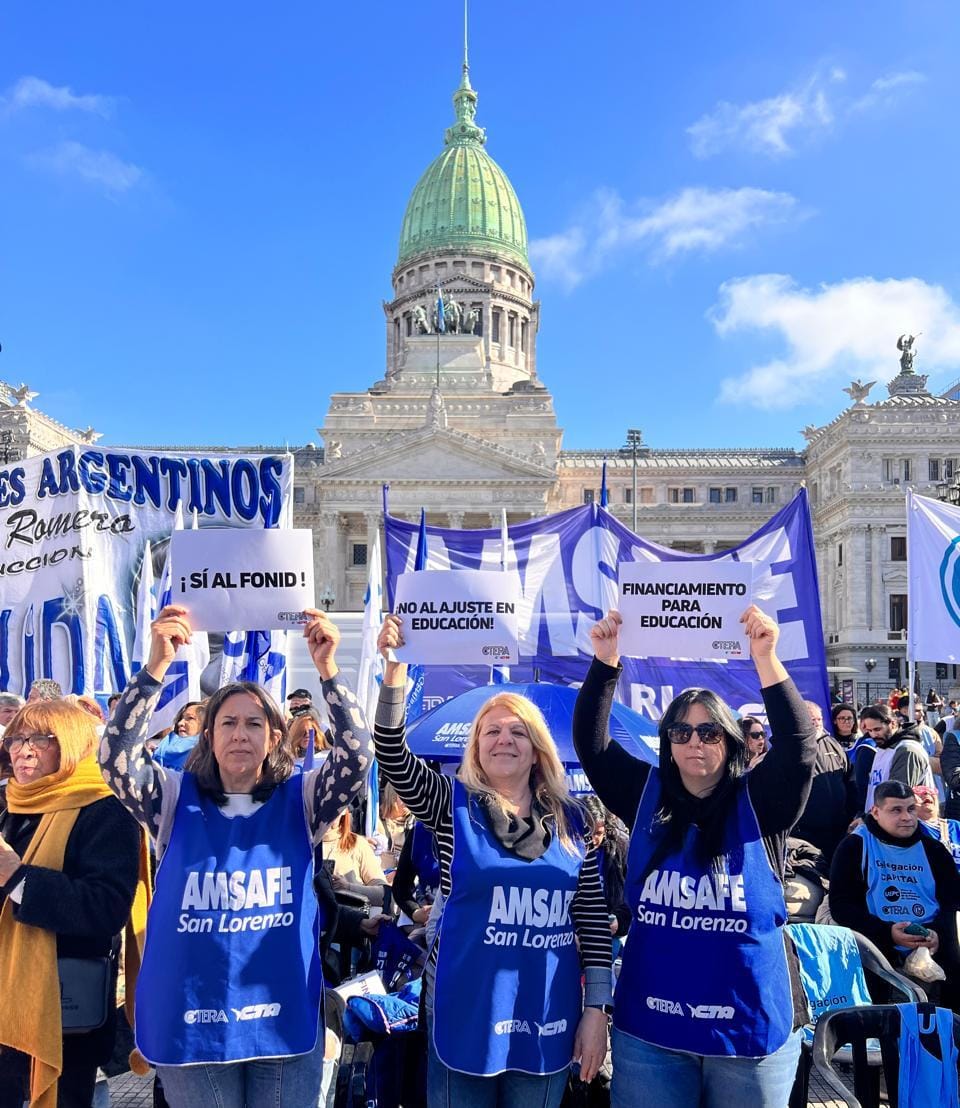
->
xmin=232 ymin=1003 xmax=281 ymax=1022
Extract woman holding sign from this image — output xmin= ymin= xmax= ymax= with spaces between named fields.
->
xmin=374 ymin=615 xmax=611 ymax=1108
xmin=100 ymin=604 xmax=373 ymax=1108
xmin=573 ymin=605 xmax=815 ymax=1108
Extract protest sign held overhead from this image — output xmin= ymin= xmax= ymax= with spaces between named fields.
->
xmin=393 ymin=569 xmax=520 ymax=666
xmin=618 ymin=560 xmax=754 ymax=660
xmin=171 ymin=527 xmax=314 ymax=631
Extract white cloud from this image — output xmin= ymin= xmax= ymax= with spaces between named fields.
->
xmin=530 ymin=186 xmax=801 ymax=289
xmin=850 ymin=70 xmax=927 ymax=114
xmin=689 ymin=66 xmax=924 ymax=158
xmin=27 ymin=141 xmax=143 ymax=194
xmin=713 ymin=274 xmax=960 ymax=409
xmin=2 ymin=76 xmax=114 ymax=117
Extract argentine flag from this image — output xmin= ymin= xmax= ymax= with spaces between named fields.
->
xmin=435 ymin=286 xmax=445 ymax=334
xmin=357 ymin=531 xmax=385 ymax=836
xmin=151 ymin=509 xmax=210 ymax=733
xmin=220 ymin=629 xmax=288 ymax=705
xmin=131 ymin=539 xmax=156 ymax=673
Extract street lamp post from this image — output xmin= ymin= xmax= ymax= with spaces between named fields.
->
xmin=622 ymin=428 xmax=643 ymax=533
xmin=864 ymin=657 xmax=877 ymax=706
xmin=318 ymin=586 xmax=335 ymax=613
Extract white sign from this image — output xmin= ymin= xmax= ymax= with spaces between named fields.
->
xmin=393 ymin=569 xmax=520 ymax=665
xmin=171 ymin=528 xmax=314 ymax=631
xmin=618 ymin=560 xmax=753 ymax=660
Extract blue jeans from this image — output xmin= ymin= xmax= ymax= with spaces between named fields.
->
xmin=157 ymin=1035 xmax=325 ymax=1108
xmin=425 ymin=991 xmax=568 ymax=1108
xmin=610 ymin=1026 xmax=802 ymax=1108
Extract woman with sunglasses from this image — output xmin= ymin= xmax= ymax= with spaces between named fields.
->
xmin=914 ymin=784 xmax=960 ymax=871
xmin=740 ymin=716 xmax=768 ymax=765
xmin=573 ymin=604 xmax=816 ymax=1108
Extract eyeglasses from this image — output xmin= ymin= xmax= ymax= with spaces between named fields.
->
xmin=747 ymin=730 xmax=766 ymax=740
xmin=667 ymin=722 xmax=725 ymax=745
xmin=2 ymin=733 xmax=55 ymax=754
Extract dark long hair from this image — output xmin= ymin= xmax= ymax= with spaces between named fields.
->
xmin=644 ymin=687 xmax=748 ymax=874
xmin=184 ymin=681 xmax=295 ymax=806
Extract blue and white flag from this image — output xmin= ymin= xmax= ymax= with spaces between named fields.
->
xmin=404 ymin=511 xmax=428 ymax=721
xmin=491 ymin=509 xmax=511 ymax=685
xmin=907 ymin=490 xmax=960 ymax=663
xmin=219 ymin=629 xmax=288 ymax=704
xmin=384 ymin=491 xmax=830 ymax=724
xmin=131 ymin=540 xmax=156 ymax=673
xmin=152 ymin=508 xmax=211 ymax=733
xmin=358 ymin=531 xmax=385 ymax=837
xmin=435 ymin=286 xmax=445 ymax=334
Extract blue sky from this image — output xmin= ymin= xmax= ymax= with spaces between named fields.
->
xmin=2 ymin=1 xmax=958 ymax=451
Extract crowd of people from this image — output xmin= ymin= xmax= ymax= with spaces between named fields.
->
xmin=0 ymin=604 xmax=958 ymax=1107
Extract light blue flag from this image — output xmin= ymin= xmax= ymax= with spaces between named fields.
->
xmin=435 ymin=286 xmax=445 ymax=334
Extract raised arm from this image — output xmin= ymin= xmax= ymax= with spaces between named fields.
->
xmin=299 ymin=610 xmax=374 ymax=841
xmin=572 ymin=610 xmax=651 ymax=827
xmin=743 ymin=605 xmax=817 ymax=836
xmin=372 ymin=615 xmax=451 ymax=831
xmin=98 ymin=604 xmax=189 ymax=836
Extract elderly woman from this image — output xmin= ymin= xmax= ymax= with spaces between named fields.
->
xmin=152 ymin=700 xmax=205 ymax=771
xmin=573 ymin=606 xmax=816 ymax=1108
xmin=100 ymin=604 xmax=372 ymax=1108
xmin=0 ymin=699 xmax=142 ymax=1108
xmin=375 ymin=615 xmax=610 ymax=1108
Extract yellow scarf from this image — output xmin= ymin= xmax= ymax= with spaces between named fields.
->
xmin=0 ymin=757 xmax=152 ymax=1108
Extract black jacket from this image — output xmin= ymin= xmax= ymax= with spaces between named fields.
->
xmin=791 ymin=730 xmax=859 ymax=862
xmin=0 ymin=795 xmax=141 ymax=1061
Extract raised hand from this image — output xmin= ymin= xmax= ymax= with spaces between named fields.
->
xmin=739 ymin=604 xmax=787 ymax=687
xmin=377 ymin=615 xmax=407 ymax=687
xmin=303 ymin=609 xmax=340 ymax=679
xmin=590 ymin=609 xmax=623 ymax=668
xmin=147 ymin=605 xmax=193 ymax=680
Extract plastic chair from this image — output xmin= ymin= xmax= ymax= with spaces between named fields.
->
xmin=786 ymin=924 xmax=926 ymax=1108
xmin=812 ymin=1003 xmax=960 ymax=1108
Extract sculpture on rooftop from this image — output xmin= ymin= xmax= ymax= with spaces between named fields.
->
xmin=843 ymin=379 xmax=876 ymax=406
xmin=897 ymin=334 xmax=919 ymax=375
xmin=413 ymin=305 xmax=431 ymax=334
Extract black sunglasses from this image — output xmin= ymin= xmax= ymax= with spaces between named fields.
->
xmin=747 ymin=729 xmax=765 ymax=740
xmin=667 ymin=722 xmax=725 ymax=745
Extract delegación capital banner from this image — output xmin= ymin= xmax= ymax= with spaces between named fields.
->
xmin=384 ymin=490 xmax=830 ymax=723
xmin=0 ymin=446 xmax=293 ymax=697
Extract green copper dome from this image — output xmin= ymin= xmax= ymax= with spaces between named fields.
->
xmin=397 ymin=62 xmax=529 ymax=271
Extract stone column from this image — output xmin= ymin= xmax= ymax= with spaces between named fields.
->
xmin=702 ymin=540 xmax=716 ymax=555
xmin=320 ymin=511 xmax=345 ymax=604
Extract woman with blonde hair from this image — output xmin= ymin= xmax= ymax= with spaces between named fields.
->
xmin=288 ymin=708 xmax=330 ymax=768
xmin=0 ymin=698 xmax=145 ymax=1108
xmin=375 ymin=615 xmax=610 ymax=1108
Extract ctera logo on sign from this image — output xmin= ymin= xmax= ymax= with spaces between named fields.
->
xmin=940 ymin=536 xmax=960 ymax=629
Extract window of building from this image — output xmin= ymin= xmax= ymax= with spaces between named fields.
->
xmin=293 ymin=486 xmax=305 ymax=505
xmin=683 ymin=487 xmax=695 ymax=503
xmin=352 ymin=543 xmax=368 ymax=568
xmin=490 ymin=265 xmax=501 ymax=282
xmin=624 ymin=487 xmax=633 ymax=504
xmin=491 ymin=310 xmax=501 ymax=343
xmin=752 ymin=487 xmax=764 ymax=504
xmin=405 ymin=313 xmax=412 ymax=336
xmin=725 ymin=487 xmax=737 ymax=503
xmin=520 ymin=320 xmax=528 ymax=353
xmin=709 ymin=487 xmax=722 ymax=504
xmin=946 ymin=459 xmax=956 ymax=480
xmin=508 ymin=315 xmax=516 ymax=347
xmin=902 ymin=459 xmax=911 ymax=482
xmin=640 ymin=487 xmax=655 ymax=505
xmin=838 ymin=543 xmax=843 ymax=567
xmin=889 ymin=593 xmax=908 ymax=633
xmin=582 ymin=488 xmax=595 ymax=504
xmin=891 ymin=536 xmax=907 ymax=561
xmin=669 ymin=488 xmax=680 ymax=504
xmin=882 ymin=458 xmax=897 ymax=483
xmin=929 ymin=458 xmax=941 ymax=481
xmin=766 ymin=487 xmax=777 ymax=504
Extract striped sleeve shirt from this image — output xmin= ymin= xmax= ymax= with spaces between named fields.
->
xmin=374 ymin=683 xmax=613 ymax=1000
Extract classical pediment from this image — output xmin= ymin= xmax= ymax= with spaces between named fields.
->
xmin=317 ymin=425 xmax=554 ymax=483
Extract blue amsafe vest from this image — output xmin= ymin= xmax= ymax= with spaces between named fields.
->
xmin=921 ymin=818 xmax=960 ymax=871
xmin=855 ymin=825 xmax=939 ymax=949
xmin=433 ymin=781 xmax=585 ymax=1076
xmin=616 ymin=771 xmax=793 ymax=1058
xmin=410 ymin=820 xmax=441 ymax=894
xmin=136 ymin=773 xmax=322 ymax=1065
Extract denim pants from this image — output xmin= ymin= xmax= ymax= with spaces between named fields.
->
xmin=157 ymin=1034 xmax=326 ymax=1108
xmin=610 ymin=1026 xmax=802 ymax=1108
xmin=425 ymin=976 xmax=568 ymax=1108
